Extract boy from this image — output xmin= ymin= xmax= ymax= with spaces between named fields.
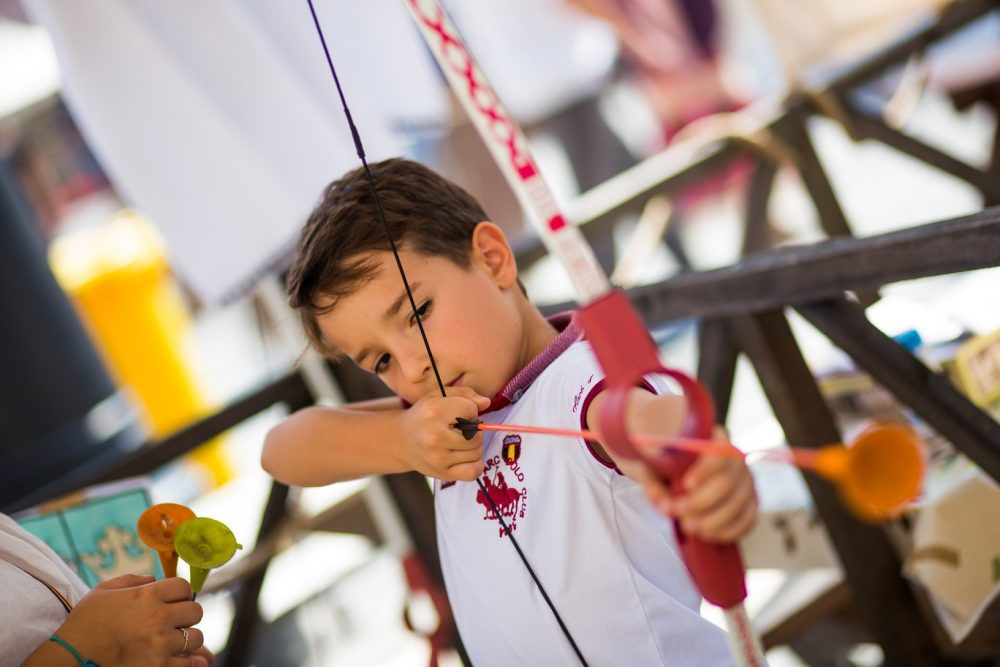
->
xmin=263 ymin=158 xmax=758 ymax=665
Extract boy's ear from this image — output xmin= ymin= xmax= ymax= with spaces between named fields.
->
xmin=471 ymin=222 xmax=518 ymax=289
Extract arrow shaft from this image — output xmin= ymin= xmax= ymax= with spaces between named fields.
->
xmin=475 ymin=421 xmax=831 ymax=472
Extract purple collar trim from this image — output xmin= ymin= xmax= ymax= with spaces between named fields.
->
xmin=483 ymin=312 xmax=581 ymax=414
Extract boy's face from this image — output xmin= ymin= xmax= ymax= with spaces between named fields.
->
xmin=316 ymin=239 xmax=528 ymax=404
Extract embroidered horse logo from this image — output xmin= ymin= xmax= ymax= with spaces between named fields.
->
xmin=476 ymin=471 xmax=522 ymax=526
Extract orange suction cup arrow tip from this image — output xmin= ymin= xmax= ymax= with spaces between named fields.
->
xmin=174 ymin=517 xmax=242 ymax=594
xmin=808 ymin=422 xmax=924 ymax=521
xmin=137 ymin=503 xmax=196 ymax=578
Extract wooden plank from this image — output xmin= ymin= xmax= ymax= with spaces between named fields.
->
xmin=516 ymin=0 xmax=996 ymax=275
xmin=664 ymin=209 xmax=693 ymax=271
xmin=555 ymin=206 xmax=1000 ymax=323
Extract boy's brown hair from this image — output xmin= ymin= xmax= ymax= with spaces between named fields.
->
xmin=286 ymin=157 xmax=489 ymax=356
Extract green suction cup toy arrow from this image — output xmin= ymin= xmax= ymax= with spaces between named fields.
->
xmin=174 ymin=517 xmax=242 ymax=594
xmin=137 ymin=503 xmax=196 ymax=578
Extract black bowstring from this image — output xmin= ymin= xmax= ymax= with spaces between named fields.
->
xmin=303 ymin=2 xmax=587 ymax=665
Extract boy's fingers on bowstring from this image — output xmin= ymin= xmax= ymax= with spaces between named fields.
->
xmin=447 ymin=435 xmax=484 ymax=460
xmin=444 ymin=386 xmax=492 ymax=411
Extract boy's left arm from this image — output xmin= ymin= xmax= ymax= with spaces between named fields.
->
xmin=586 ymin=389 xmax=758 ymax=543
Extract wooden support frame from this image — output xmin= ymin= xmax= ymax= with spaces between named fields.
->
xmin=733 ymin=310 xmax=942 ymax=666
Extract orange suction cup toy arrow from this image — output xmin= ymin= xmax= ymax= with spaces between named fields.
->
xmin=174 ymin=517 xmax=242 ymax=594
xmin=791 ymin=422 xmax=924 ymax=520
xmin=137 ymin=503 xmax=196 ymax=578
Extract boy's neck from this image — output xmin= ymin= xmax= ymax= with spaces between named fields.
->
xmin=518 ymin=303 xmax=559 ymax=369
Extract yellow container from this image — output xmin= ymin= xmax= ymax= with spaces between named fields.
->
xmin=49 ymin=210 xmax=233 ymax=488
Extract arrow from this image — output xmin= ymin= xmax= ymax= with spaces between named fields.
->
xmin=455 ymin=418 xmax=923 ymax=520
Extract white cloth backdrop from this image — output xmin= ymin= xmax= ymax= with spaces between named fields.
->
xmin=20 ymin=0 xmax=615 ymax=304
xmin=21 ymin=0 xmax=444 ymax=304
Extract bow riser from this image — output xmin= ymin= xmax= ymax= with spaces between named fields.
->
xmin=579 ymin=291 xmax=748 ymax=610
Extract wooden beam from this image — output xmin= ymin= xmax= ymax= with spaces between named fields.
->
xmin=541 ymin=206 xmax=1000 ymax=322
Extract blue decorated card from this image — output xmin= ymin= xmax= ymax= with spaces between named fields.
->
xmin=14 ymin=478 xmax=162 ymax=586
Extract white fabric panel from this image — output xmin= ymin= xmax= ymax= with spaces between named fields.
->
xmin=21 ymin=0 xmax=446 ymax=303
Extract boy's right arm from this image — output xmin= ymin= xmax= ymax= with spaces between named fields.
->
xmin=261 ymin=389 xmax=490 ymax=486
xmin=262 ymin=404 xmax=411 ymax=486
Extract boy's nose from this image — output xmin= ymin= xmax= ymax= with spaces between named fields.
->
xmin=399 ymin=350 xmax=431 ymax=384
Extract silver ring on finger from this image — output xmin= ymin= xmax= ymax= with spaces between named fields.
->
xmin=179 ymin=627 xmax=190 ymax=653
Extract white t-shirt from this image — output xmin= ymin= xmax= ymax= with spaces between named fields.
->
xmin=0 ymin=514 xmax=90 ymax=667
xmin=434 ymin=339 xmax=734 ymax=666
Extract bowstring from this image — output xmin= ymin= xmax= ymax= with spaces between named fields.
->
xmin=304 ymin=3 xmax=588 ymax=664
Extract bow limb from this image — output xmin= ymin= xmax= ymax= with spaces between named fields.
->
xmin=401 ymin=2 xmax=763 ymax=665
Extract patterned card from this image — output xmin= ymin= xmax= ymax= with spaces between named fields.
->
xmin=14 ymin=478 xmax=161 ymax=586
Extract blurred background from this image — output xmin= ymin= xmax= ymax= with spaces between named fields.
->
xmin=1 ymin=0 xmax=999 ymax=665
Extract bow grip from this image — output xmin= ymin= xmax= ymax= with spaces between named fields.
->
xmin=578 ymin=291 xmax=747 ymax=610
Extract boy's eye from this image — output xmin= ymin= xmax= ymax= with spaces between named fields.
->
xmin=409 ymin=300 xmax=431 ymax=326
xmin=374 ymin=353 xmax=391 ymax=374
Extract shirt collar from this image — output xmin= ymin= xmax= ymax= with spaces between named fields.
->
xmin=483 ymin=311 xmax=581 ymax=414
